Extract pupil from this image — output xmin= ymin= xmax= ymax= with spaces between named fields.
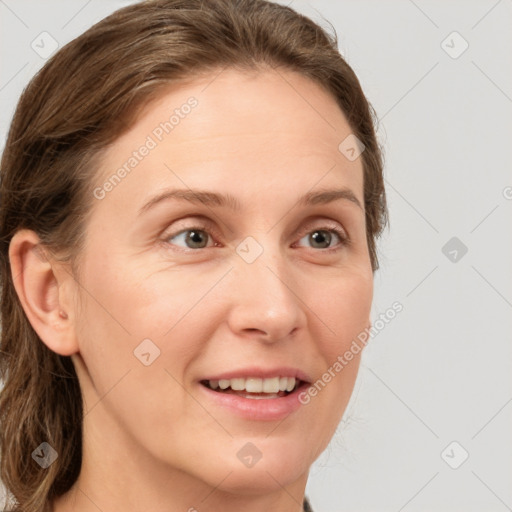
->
xmin=187 ymin=230 xmax=207 ymax=248
xmin=311 ymin=230 xmax=331 ymax=248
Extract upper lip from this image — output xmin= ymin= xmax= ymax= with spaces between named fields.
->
xmin=200 ymin=366 xmax=312 ymax=383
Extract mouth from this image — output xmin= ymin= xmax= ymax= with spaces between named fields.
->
xmin=200 ymin=376 xmax=305 ymax=400
xmin=198 ymin=371 xmax=312 ymax=420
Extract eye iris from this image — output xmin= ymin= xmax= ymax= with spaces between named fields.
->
xmin=310 ymin=230 xmax=331 ymax=249
xmin=186 ymin=230 xmax=208 ymax=248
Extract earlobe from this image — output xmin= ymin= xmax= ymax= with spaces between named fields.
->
xmin=8 ymin=229 xmax=79 ymax=356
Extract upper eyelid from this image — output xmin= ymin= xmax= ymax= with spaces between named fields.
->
xmin=290 ymin=218 xmax=349 ymax=243
xmin=163 ymin=217 xmax=220 ymax=240
xmin=158 ymin=201 xmax=356 ymax=237
xmin=164 ymin=213 xmax=347 ymax=234
xmin=165 ymin=217 xmax=346 ymax=234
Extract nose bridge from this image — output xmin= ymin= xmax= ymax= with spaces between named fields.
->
xmin=227 ymin=238 xmax=306 ymax=341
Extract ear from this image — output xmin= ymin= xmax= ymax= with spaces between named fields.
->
xmin=9 ymin=229 xmax=79 ymax=356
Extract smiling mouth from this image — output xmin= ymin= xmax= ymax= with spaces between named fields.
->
xmin=200 ymin=376 xmax=304 ymax=399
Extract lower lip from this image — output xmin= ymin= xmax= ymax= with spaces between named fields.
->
xmin=198 ymin=381 xmax=310 ymax=421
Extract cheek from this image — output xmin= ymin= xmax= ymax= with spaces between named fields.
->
xmin=72 ymin=255 xmax=218 ymax=449
xmin=310 ymin=266 xmax=373 ymax=355
xmin=77 ymin=252 xmax=194 ymax=340
xmin=74 ymin=251 xmax=229 ymax=388
xmin=302 ymin=268 xmax=372 ymax=433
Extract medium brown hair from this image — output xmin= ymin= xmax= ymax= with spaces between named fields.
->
xmin=0 ymin=0 xmax=388 ymax=510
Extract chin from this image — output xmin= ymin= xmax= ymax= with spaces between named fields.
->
xmin=210 ymin=465 xmax=307 ymax=496
xmin=200 ymin=438 xmax=312 ymax=494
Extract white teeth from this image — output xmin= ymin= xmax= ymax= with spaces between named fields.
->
xmin=230 ymin=378 xmax=245 ymax=391
xmin=245 ymin=378 xmax=263 ymax=393
xmin=263 ymin=377 xmax=280 ymax=393
xmin=207 ymin=376 xmax=298 ymax=393
xmin=285 ymin=378 xmax=295 ymax=392
xmin=218 ymin=379 xmax=230 ymax=390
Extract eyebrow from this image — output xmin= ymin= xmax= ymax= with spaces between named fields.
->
xmin=138 ymin=186 xmax=363 ymax=216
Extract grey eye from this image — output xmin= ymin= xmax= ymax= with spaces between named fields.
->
xmin=169 ymin=229 xmax=211 ymax=249
xmin=298 ymin=230 xmax=341 ymax=249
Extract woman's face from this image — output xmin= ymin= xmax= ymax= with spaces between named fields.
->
xmin=71 ymin=68 xmax=373 ymax=497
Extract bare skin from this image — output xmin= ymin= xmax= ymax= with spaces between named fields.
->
xmin=10 ymin=68 xmax=373 ymax=512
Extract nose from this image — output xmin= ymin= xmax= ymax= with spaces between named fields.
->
xmin=226 ymin=248 xmax=307 ymax=343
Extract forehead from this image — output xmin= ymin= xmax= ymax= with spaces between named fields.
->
xmin=92 ymin=68 xmax=364 ymax=212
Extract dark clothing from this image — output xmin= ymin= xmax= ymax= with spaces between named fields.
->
xmin=303 ymin=496 xmax=314 ymax=511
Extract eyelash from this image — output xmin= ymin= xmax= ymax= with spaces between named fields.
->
xmin=162 ymin=221 xmax=350 ymax=253
xmin=298 ymin=227 xmax=349 ymax=253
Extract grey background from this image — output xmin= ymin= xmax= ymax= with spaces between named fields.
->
xmin=1 ymin=1 xmax=511 ymax=511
